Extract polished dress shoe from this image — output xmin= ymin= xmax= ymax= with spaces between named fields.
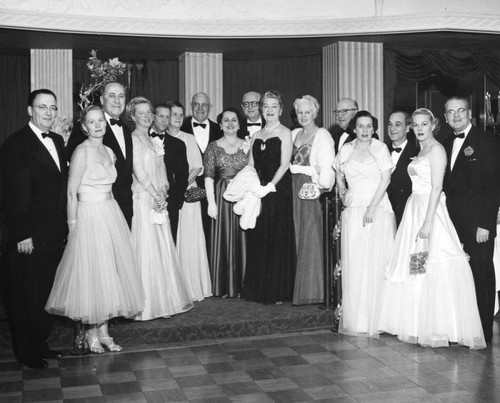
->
xmin=41 ymin=349 xmax=63 ymax=359
xmin=23 ymin=358 xmax=49 ymax=369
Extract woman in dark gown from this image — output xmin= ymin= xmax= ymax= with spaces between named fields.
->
xmin=243 ymin=90 xmax=296 ymax=303
xmin=204 ymin=107 xmax=249 ymax=298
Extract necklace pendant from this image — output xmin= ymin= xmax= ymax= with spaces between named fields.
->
xmin=260 ymin=142 xmax=266 ymax=151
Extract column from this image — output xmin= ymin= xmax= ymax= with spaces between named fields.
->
xmin=30 ymin=49 xmax=73 ymax=121
xmin=179 ymin=52 xmax=223 ymax=120
xmin=322 ymin=41 xmax=384 ymax=138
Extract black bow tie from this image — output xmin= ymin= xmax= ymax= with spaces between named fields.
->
xmin=390 ymin=146 xmax=402 ymax=153
xmin=41 ymin=132 xmax=53 ymax=139
xmin=247 ymin=122 xmax=262 ymax=127
xmin=110 ymin=118 xmax=123 ymax=127
xmin=193 ymin=122 xmax=207 ymax=129
xmin=150 ymin=131 xmax=165 ymax=140
xmin=455 ymin=132 xmax=465 ymax=139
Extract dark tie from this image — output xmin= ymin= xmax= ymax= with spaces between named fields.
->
xmin=42 ymin=132 xmax=54 ymax=139
xmin=110 ymin=118 xmax=123 ymax=127
xmin=150 ymin=131 xmax=165 ymax=140
xmin=247 ymin=122 xmax=261 ymax=127
xmin=390 ymin=146 xmax=402 ymax=153
xmin=455 ymin=132 xmax=465 ymax=139
xmin=193 ymin=122 xmax=207 ymax=129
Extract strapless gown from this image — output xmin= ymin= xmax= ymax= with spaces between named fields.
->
xmin=46 ymin=143 xmax=144 ymax=324
xmin=378 ymin=156 xmax=486 ymax=349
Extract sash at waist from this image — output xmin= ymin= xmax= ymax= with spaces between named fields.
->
xmin=78 ymin=192 xmax=113 ymax=202
xmin=216 ymin=166 xmax=241 ymax=180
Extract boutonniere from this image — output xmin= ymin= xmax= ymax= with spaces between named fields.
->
xmin=151 ymin=137 xmax=165 ymax=157
xmin=239 ymin=135 xmax=251 ymax=155
xmin=463 ymin=146 xmax=474 ymax=157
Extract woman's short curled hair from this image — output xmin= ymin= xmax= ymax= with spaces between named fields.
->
xmin=126 ymin=96 xmax=153 ymax=122
xmin=412 ymin=107 xmax=440 ymax=135
xmin=349 ymin=110 xmax=378 ymax=133
xmin=261 ymin=90 xmax=284 ymax=110
xmin=293 ymin=95 xmax=320 ymax=119
xmin=80 ymin=105 xmax=104 ymax=135
xmin=217 ymin=107 xmax=243 ymax=126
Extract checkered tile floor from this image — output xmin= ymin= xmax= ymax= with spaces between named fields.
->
xmin=1 ymin=324 xmax=500 ymax=402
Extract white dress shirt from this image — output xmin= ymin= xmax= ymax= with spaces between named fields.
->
xmin=29 ymin=121 xmax=60 ymax=171
xmin=391 ymin=139 xmax=408 ymax=171
xmin=192 ymin=119 xmax=210 ymax=153
xmin=337 ymin=131 xmax=351 ymax=151
xmin=246 ymin=118 xmax=263 ymax=138
xmin=450 ymin=123 xmax=472 ymax=171
xmin=105 ymin=112 xmax=126 ymax=158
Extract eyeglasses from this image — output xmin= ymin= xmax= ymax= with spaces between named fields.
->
xmin=33 ymin=104 xmax=58 ymax=113
xmin=155 ymin=114 xmax=170 ymax=120
xmin=242 ymin=101 xmax=259 ymax=108
xmin=192 ymin=102 xmax=209 ymax=110
xmin=334 ymin=108 xmax=357 ymax=116
xmin=445 ymin=108 xmax=467 ymax=117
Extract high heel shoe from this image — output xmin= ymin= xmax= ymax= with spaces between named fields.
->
xmin=99 ymin=336 xmax=123 ymax=352
xmin=85 ymin=332 xmax=104 ymax=354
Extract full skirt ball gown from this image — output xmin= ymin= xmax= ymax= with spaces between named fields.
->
xmin=378 ymin=156 xmax=486 ymax=349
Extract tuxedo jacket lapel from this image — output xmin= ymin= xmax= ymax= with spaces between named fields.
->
xmin=103 ymin=124 xmax=125 ymax=162
xmin=25 ymin=128 xmax=62 ymax=179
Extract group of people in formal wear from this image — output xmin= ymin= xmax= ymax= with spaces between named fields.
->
xmin=1 ymin=82 xmax=499 ymax=369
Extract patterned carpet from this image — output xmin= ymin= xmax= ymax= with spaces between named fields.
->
xmin=0 ymin=297 xmax=336 ymax=350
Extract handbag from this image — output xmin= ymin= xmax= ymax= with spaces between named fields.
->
xmin=298 ymin=182 xmax=320 ymax=200
xmin=409 ymin=238 xmax=429 ymax=275
xmin=184 ymin=186 xmax=206 ymax=203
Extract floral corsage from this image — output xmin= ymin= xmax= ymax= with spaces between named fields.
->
xmin=239 ymin=135 xmax=251 ymax=154
xmin=463 ymin=146 xmax=474 ymax=157
xmin=151 ymin=137 xmax=165 ymax=157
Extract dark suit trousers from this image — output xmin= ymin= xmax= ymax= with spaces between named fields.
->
xmin=9 ymin=246 xmax=62 ymax=362
xmin=168 ymin=206 xmax=180 ymax=243
xmin=462 ymin=238 xmax=496 ymax=341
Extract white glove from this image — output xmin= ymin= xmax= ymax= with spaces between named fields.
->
xmin=205 ymin=177 xmax=217 ymax=219
xmin=253 ymin=182 xmax=276 ymax=198
xmin=289 ymin=164 xmax=316 ymax=176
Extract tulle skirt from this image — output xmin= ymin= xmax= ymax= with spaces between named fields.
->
xmin=378 ymin=192 xmax=486 ymax=349
xmin=46 ymin=197 xmax=144 ymax=324
xmin=131 ymin=191 xmax=194 ymax=321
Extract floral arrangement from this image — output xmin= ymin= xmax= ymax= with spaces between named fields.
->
xmin=78 ymin=50 xmax=127 ymax=110
xmin=51 ymin=114 xmax=73 ymax=145
xmin=151 ymin=137 xmax=165 ymax=157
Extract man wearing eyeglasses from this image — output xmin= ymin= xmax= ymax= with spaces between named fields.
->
xmin=150 ymin=103 xmax=188 ymax=242
xmin=181 ymin=92 xmax=222 ymax=154
xmin=443 ymin=95 xmax=500 ymax=343
xmin=0 ymin=89 xmax=67 ymax=368
xmin=332 ymin=98 xmax=358 ymax=154
xmin=240 ymin=91 xmax=265 ymax=139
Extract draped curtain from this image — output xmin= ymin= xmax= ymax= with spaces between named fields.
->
xmin=0 ymin=54 xmax=30 ymax=145
xmin=385 ymin=49 xmax=500 ymax=116
xmin=223 ymin=55 xmax=322 ymax=128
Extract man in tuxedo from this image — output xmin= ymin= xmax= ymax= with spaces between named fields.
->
xmin=0 ymin=89 xmax=67 ymax=368
xmin=66 ymin=81 xmax=133 ymax=227
xmin=443 ymin=96 xmax=500 ymax=342
xmin=180 ymin=92 xmax=222 ymax=153
xmin=386 ymin=111 xmax=419 ymax=227
xmin=240 ymin=91 xmax=265 ymax=139
xmin=181 ymin=92 xmax=222 ymax=248
xmin=331 ymin=98 xmax=358 ymax=154
xmin=150 ymin=103 xmax=189 ymax=241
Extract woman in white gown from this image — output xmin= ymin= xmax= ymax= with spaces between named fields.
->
xmin=168 ymin=101 xmax=212 ymax=301
xmin=335 ymin=111 xmax=395 ymax=337
xmin=378 ymin=108 xmax=486 ymax=349
xmin=128 ymin=97 xmax=193 ymax=320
